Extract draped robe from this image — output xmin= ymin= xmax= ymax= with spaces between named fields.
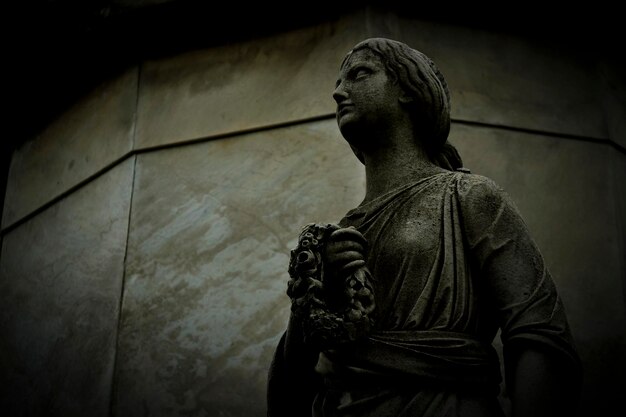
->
xmin=267 ymin=171 xmax=579 ymax=417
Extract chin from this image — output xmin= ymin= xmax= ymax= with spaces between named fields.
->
xmin=338 ymin=125 xmax=358 ymax=145
xmin=338 ymin=118 xmax=362 ymax=142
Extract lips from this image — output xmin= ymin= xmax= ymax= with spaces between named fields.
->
xmin=337 ymin=103 xmax=354 ymax=116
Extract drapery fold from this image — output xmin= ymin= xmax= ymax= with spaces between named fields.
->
xmin=268 ymin=171 xmax=579 ymax=417
xmin=318 ymin=330 xmax=501 ymax=389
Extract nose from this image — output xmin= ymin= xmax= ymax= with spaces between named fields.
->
xmin=333 ymin=82 xmax=349 ymax=104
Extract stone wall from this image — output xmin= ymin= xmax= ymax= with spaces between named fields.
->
xmin=1 ymin=8 xmax=624 ymax=417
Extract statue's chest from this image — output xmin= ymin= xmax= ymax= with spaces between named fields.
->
xmin=364 ymin=197 xmax=445 ymax=276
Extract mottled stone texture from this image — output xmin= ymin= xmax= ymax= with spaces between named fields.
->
xmin=395 ymin=18 xmax=607 ymax=140
xmin=5 ymin=14 xmax=620 ymax=231
xmin=113 ymin=121 xmax=363 ymax=416
xmin=598 ymin=60 xmax=626 ymax=150
xmin=450 ymin=124 xmax=626 ymax=415
xmin=2 ymin=68 xmax=137 ymax=229
xmin=135 ymin=16 xmax=367 ymax=149
xmin=0 ymin=158 xmax=134 ymax=416
xmin=610 ymin=149 xmax=626 ymax=321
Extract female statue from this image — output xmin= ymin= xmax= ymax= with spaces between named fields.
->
xmin=268 ymin=38 xmax=581 ymax=417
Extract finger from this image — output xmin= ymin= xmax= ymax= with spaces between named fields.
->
xmin=329 ymin=227 xmax=368 ymax=247
xmin=326 ymin=250 xmax=364 ymax=265
xmin=326 ymin=240 xmax=365 ymax=255
xmin=339 ymin=259 xmax=366 ymax=273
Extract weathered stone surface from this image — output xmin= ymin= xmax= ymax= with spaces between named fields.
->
xmin=0 ymin=158 xmax=134 ymax=416
xmin=450 ymin=123 xmax=626 ymax=414
xmin=134 ymin=17 xmax=367 ymax=149
xmin=395 ymin=18 xmax=607 ymax=140
xmin=609 ymin=149 xmax=626 ymax=310
xmin=132 ymin=12 xmax=613 ymax=154
xmin=598 ymin=59 xmax=626 ymax=150
xmin=113 ymin=120 xmax=364 ymax=416
xmin=2 ymin=68 xmax=137 ymax=229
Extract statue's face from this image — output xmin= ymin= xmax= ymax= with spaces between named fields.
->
xmin=333 ymin=48 xmax=404 ymax=146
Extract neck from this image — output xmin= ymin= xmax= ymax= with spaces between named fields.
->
xmin=359 ymin=127 xmax=444 ymax=203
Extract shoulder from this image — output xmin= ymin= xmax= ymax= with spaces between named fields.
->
xmin=452 ymin=172 xmax=510 ymax=207
xmin=450 ymin=172 xmax=525 ymax=232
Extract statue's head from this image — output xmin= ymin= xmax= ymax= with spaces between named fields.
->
xmin=334 ymin=38 xmax=451 ymax=159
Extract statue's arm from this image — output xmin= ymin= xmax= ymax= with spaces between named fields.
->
xmin=460 ymin=176 xmax=581 ymax=417
xmin=267 ymin=314 xmax=322 ymax=417
xmin=267 ymin=224 xmax=369 ymax=416
xmin=506 ymin=345 xmax=581 ymax=417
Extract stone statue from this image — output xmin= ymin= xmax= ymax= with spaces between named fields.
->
xmin=267 ymin=38 xmax=581 ymax=417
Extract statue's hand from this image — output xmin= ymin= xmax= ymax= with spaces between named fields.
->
xmin=324 ymin=226 xmax=368 ymax=277
xmin=288 ymin=223 xmax=375 ymax=347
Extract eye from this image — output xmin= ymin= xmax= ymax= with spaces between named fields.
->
xmin=353 ymin=67 xmax=372 ymax=80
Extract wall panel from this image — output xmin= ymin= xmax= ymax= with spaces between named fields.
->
xmin=0 ymin=158 xmax=135 ymax=416
xmin=135 ymin=16 xmax=368 ymax=149
xmin=395 ymin=18 xmax=607 ymax=140
xmin=2 ymin=68 xmax=138 ymax=229
xmin=113 ymin=120 xmax=363 ymax=416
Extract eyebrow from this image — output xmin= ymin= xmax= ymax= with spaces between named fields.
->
xmin=335 ymin=62 xmax=376 ymax=88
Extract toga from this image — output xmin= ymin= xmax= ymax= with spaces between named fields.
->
xmin=267 ymin=171 xmax=579 ymax=417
